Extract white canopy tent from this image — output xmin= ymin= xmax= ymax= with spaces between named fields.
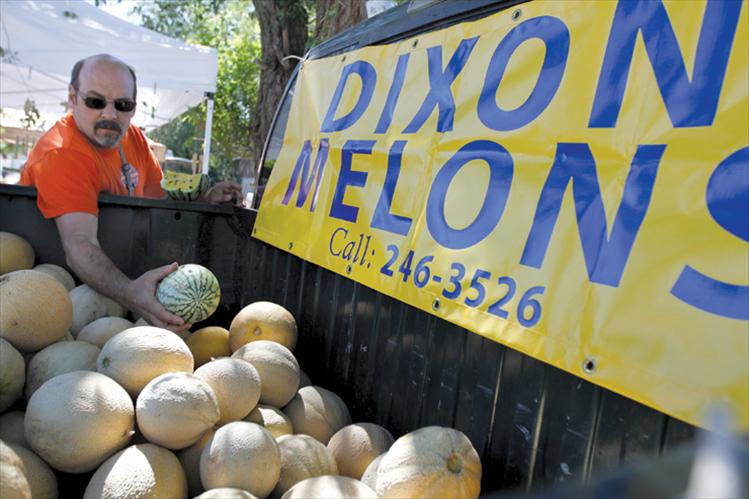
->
xmin=0 ymin=0 xmax=218 ymax=172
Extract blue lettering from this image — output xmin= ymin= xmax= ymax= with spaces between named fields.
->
xmin=281 ymin=139 xmax=329 ymax=211
xmin=375 ymin=53 xmax=410 ymax=134
xmin=426 ymin=140 xmax=514 ymax=250
xmin=589 ymin=0 xmax=741 ymax=128
xmin=671 ymin=147 xmax=749 ymax=320
xmin=371 ymin=140 xmax=413 ymax=236
xmin=329 ymin=140 xmax=375 ymax=223
xmin=520 ymin=143 xmax=664 ymax=287
xmin=477 ymin=16 xmax=569 ymax=131
xmin=320 ymin=61 xmax=377 ymax=132
xmin=706 ymin=147 xmax=749 ymax=242
xmin=403 ymin=37 xmax=479 ymax=133
xmin=329 ymin=227 xmax=348 ymax=257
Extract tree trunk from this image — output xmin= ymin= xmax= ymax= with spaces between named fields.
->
xmin=314 ymin=0 xmax=367 ymax=44
xmin=250 ymin=0 xmax=308 ymax=167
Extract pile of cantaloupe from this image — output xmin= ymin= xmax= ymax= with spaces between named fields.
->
xmin=0 ymin=231 xmax=482 ymax=498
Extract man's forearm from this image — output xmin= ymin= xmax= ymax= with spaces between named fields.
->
xmin=62 ymin=236 xmax=134 ymax=309
xmin=54 ymin=212 xmax=186 ymax=331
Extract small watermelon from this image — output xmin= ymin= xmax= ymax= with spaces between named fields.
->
xmin=156 ymin=264 xmax=220 ymax=324
xmin=161 ymin=171 xmax=212 ymax=201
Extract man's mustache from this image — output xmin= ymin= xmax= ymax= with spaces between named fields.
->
xmin=94 ymin=120 xmax=122 ymax=133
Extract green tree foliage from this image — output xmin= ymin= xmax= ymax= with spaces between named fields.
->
xmin=131 ymin=0 xmax=371 ymax=181
xmin=21 ymin=99 xmax=42 ymax=130
xmin=133 ymin=0 xmax=261 ymax=180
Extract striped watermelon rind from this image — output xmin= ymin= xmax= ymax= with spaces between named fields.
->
xmin=156 ymin=264 xmax=220 ymax=324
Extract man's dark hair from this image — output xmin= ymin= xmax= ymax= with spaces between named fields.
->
xmin=70 ymin=54 xmax=137 ymax=100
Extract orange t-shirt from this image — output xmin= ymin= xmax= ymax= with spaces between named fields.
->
xmin=19 ymin=114 xmax=165 ymax=218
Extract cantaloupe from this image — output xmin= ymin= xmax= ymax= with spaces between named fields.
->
xmin=102 ymin=295 xmax=126 ymax=317
xmin=177 ymin=428 xmax=215 ymax=497
xmin=244 ymin=404 xmax=294 ymax=439
xmin=0 ymin=232 xmax=34 ymax=274
xmin=274 ymin=434 xmax=338 ymax=496
xmin=0 ymin=337 xmax=25 ymax=412
xmin=136 ymin=372 xmax=220 ymax=450
xmin=328 ymin=422 xmax=394 ymax=479
xmin=69 ymin=285 xmax=126 ymax=336
xmin=97 ymin=326 xmax=193 ymax=397
xmin=25 ymin=340 xmax=100 ymax=400
xmin=229 ymin=301 xmax=297 ymax=352
xmin=32 ymin=263 xmax=75 ymax=291
xmin=186 ymin=326 xmax=231 ymax=367
xmin=77 ymin=317 xmax=134 ymax=347
xmin=196 ymin=489 xmax=258 ymax=499
xmin=0 ymin=440 xmax=58 ymax=499
xmin=194 ymin=357 xmax=261 ymax=425
xmin=375 ymin=426 xmax=481 ymax=498
xmin=0 ymin=411 xmax=28 ymax=448
xmin=283 ymin=386 xmax=351 ymax=445
xmin=282 ymin=476 xmax=377 ymax=499
xmin=360 ymin=452 xmax=385 ymax=491
xmin=200 ymin=422 xmax=280 ymax=498
xmin=0 ymin=439 xmax=32 ymax=499
xmin=69 ymin=285 xmax=107 ymax=335
xmin=231 ymin=340 xmax=299 ymax=407
xmin=25 ymin=370 xmax=134 ymax=473
xmin=83 ymin=443 xmax=187 ymax=499
xmin=0 ymin=270 xmax=72 ymax=352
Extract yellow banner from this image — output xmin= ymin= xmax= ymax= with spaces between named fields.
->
xmin=255 ymin=0 xmax=749 ymax=431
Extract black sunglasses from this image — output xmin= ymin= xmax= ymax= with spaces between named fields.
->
xmin=79 ymin=94 xmax=136 ymax=113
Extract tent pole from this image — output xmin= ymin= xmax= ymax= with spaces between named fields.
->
xmin=201 ymin=92 xmax=215 ymax=174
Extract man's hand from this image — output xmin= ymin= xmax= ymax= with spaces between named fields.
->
xmin=125 ymin=262 xmax=191 ymax=333
xmin=200 ymin=180 xmax=244 ymax=206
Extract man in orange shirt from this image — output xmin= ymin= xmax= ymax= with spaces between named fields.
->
xmin=21 ymin=54 xmax=241 ymax=332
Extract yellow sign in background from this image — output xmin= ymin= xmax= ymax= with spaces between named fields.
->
xmin=255 ymin=1 xmax=749 ymax=431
